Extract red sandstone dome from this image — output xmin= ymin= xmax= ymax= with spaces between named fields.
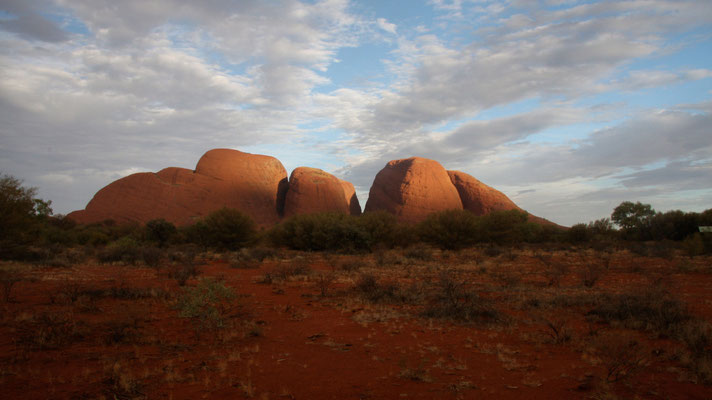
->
xmin=68 ymin=149 xmax=556 ymax=227
xmin=339 ymin=179 xmax=362 ymax=216
xmin=68 ymin=149 xmax=289 ymax=226
xmin=283 ymin=167 xmax=359 ymax=217
xmin=447 ymin=170 xmax=520 ymax=215
xmin=363 ymin=157 xmax=463 ymax=223
xmin=363 ymin=156 xmax=557 ymax=225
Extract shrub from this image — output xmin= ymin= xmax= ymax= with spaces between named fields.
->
xmin=177 ymin=278 xmax=236 ymax=331
xmin=567 ymin=223 xmax=591 ymax=243
xmin=229 ymin=246 xmax=277 ymax=269
xmin=144 ymin=218 xmax=177 ymax=247
xmin=141 ymin=246 xmax=163 ymax=268
xmin=0 ymin=267 xmax=23 ymax=302
xmin=418 ymin=209 xmax=482 ymax=250
xmin=591 ymin=332 xmax=649 ymax=383
xmin=353 ymin=274 xmax=422 ymax=304
xmin=97 ymin=237 xmax=142 ymax=265
xmin=479 ymin=210 xmax=531 ymax=244
xmin=357 ymin=211 xmax=409 ymax=248
xmin=184 ymin=208 xmax=256 ymax=250
xmin=421 ymin=271 xmax=499 ymax=323
xmin=17 ymin=312 xmax=85 ymax=350
xmin=586 ymin=289 xmax=691 ymax=337
xmin=270 ymin=212 xmax=370 ymax=252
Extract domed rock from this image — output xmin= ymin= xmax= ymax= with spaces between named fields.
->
xmin=193 ymin=149 xmax=289 ymax=224
xmin=339 ymin=179 xmax=362 ymax=216
xmin=68 ymin=149 xmax=288 ymax=226
xmin=283 ymin=167 xmax=353 ymax=217
xmin=447 ymin=170 xmax=520 ymax=215
xmin=364 ymin=157 xmax=463 ymax=223
xmin=448 ymin=170 xmax=559 ymax=226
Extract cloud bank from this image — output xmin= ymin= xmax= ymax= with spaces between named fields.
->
xmin=1 ymin=0 xmax=710 ymax=225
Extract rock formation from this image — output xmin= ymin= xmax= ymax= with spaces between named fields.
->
xmin=447 ymin=170 xmax=520 ymax=215
xmin=363 ymin=157 xmax=463 ymax=223
xmin=339 ymin=179 xmax=362 ymax=216
xmin=283 ymin=167 xmax=358 ymax=217
xmin=68 ymin=149 xmax=289 ymax=226
xmin=363 ymin=157 xmax=558 ymax=226
xmin=68 ymin=149 xmax=559 ymax=227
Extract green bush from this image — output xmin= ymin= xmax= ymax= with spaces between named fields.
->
xmin=144 ymin=218 xmax=177 ymax=247
xmin=177 ymin=278 xmax=236 ymax=331
xmin=586 ymin=289 xmax=691 ymax=337
xmin=357 ymin=211 xmax=410 ymax=248
xmin=184 ymin=208 xmax=256 ymax=250
xmin=270 ymin=212 xmax=370 ymax=252
xmin=418 ymin=209 xmax=483 ymax=250
xmin=0 ymin=174 xmax=53 ymax=258
xmin=97 ymin=237 xmax=142 ymax=264
xmin=479 ymin=209 xmax=531 ymax=244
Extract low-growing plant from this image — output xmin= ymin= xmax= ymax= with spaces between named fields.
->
xmin=0 ymin=267 xmax=22 ymax=302
xmin=169 ymin=262 xmax=199 ymax=286
xmin=403 ymin=246 xmax=433 ymax=261
xmin=104 ymin=362 xmax=145 ymax=399
xmin=176 ymin=278 xmax=236 ymax=332
xmin=315 ymin=272 xmax=336 ymax=297
xmin=586 ymin=289 xmax=691 ymax=337
xmin=581 ymin=264 xmax=602 ymax=288
xmin=542 ymin=316 xmax=572 ymax=344
xmin=97 ymin=237 xmax=142 ymax=265
xmin=422 ymin=271 xmax=500 ymax=323
xmin=17 ymin=311 xmax=85 ymax=350
xmin=373 ymin=249 xmax=407 ymax=267
xmin=354 ymin=274 xmax=423 ymax=304
xmin=590 ymin=332 xmax=649 ymax=383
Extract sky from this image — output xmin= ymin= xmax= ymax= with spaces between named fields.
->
xmin=1 ymin=0 xmax=711 ymax=226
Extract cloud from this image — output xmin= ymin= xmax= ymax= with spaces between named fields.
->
xmin=376 ymin=18 xmax=397 ymax=35
xmin=0 ymin=0 xmax=68 ymax=42
xmin=1 ymin=0 xmax=711 ymax=226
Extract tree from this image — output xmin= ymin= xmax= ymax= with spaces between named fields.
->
xmin=611 ymin=201 xmax=655 ymax=240
xmin=0 ymin=174 xmax=52 ymax=242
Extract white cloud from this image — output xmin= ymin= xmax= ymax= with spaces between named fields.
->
xmin=1 ymin=0 xmax=711 ymax=226
xmin=376 ymin=18 xmax=397 ymax=35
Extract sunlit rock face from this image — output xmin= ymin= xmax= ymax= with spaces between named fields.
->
xmin=282 ymin=167 xmax=356 ymax=217
xmin=67 ymin=149 xmax=558 ymax=228
xmin=447 ymin=169 xmax=560 ymax=226
xmin=446 ymin=170 xmax=520 ymax=215
xmin=364 ymin=157 xmax=463 ymax=223
xmin=68 ymin=149 xmax=289 ymax=226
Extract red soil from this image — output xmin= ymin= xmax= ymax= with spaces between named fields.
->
xmin=1 ymin=248 xmax=711 ymax=399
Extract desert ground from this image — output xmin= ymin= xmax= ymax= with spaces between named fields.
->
xmin=2 ymin=244 xmax=711 ymax=399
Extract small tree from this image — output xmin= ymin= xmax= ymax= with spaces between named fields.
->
xmin=0 ymin=174 xmax=52 ymax=255
xmin=612 ymin=201 xmax=655 ymax=240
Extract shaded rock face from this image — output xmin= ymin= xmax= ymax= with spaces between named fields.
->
xmin=339 ymin=179 xmax=362 ymax=216
xmin=68 ymin=149 xmax=288 ymax=226
xmin=364 ymin=157 xmax=463 ymax=223
xmin=447 ymin=170 xmax=520 ymax=215
xmin=283 ymin=167 xmax=356 ymax=217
